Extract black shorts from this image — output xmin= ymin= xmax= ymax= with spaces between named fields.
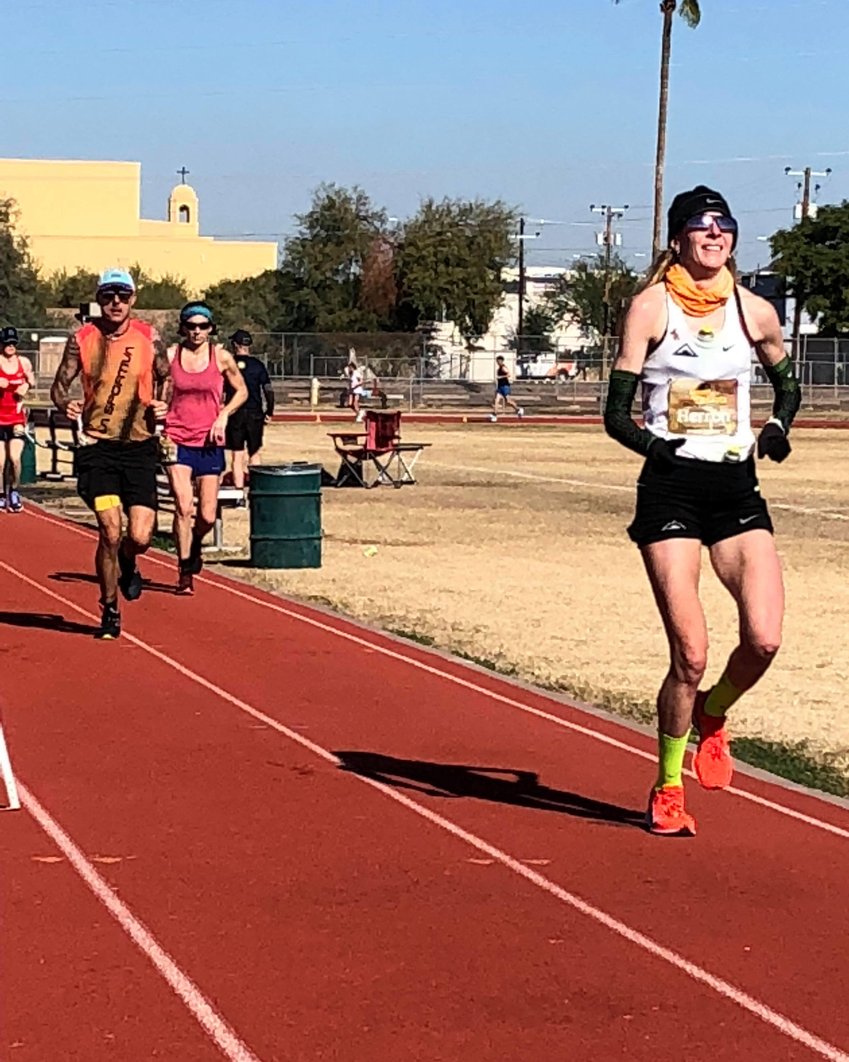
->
xmin=0 ymin=424 xmax=26 ymax=442
xmin=75 ymin=437 xmax=159 ymax=512
xmin=225 ymin=412 xmax=265 ymax=457
xmin=627 ymin=455 xmax=773 ymax=548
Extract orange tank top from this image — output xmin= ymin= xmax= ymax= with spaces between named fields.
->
xmin=77 ymin=320 xmax=156 ymax=442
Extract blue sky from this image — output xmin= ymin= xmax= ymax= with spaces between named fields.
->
xmin=4 ymin=0 xmax=849 ymax=270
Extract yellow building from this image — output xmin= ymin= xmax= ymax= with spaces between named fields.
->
xmin=0 ymin=158 xmax=278 ymax=294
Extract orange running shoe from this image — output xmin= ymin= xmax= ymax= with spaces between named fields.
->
xmin=692 ymin=691 xmax=733 ymax=790
xmin=646 ymin=785 xmax=696 ymax=836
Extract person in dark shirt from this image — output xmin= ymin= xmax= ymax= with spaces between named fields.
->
xmin=224 ymin=330 xmax=275 ymax=500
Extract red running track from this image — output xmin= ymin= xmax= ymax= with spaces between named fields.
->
xmin=2 ymin=506 xmax=849 ymax=1061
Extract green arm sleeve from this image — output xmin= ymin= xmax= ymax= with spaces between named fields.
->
xmin=762 ymin=356 xmax=801 ymax=433
xmin=603 ymin=369 xmax=656 ymax=457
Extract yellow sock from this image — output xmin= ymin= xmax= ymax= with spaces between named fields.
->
xmin=704 ymin=671 xmax=742 ymax=718
xmin=656 ymin=733 xmax=689 ymax=789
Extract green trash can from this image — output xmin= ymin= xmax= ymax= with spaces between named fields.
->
xmin=18 ymin=432 xmax=38 ymax=485
xmin=249 ymin=463 xmax=322 ymax=569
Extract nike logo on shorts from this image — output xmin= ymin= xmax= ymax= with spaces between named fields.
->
xmin=739 ymin=514 xmax=759 ymax=525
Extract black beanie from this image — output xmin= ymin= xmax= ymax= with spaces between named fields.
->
xmin=667 ymin=186 xmax=735 ymax=246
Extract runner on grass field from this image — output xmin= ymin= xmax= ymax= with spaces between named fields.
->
xmin=224 ymin=329 xmax=274 ymax=503
xmin=0 ymin=326 xmax=35 ymax=513
xmin=490 ymin=355 xmax=524 ymax=421
xmin=604 ymin=185 xmax=800 ymax=837
xmin=163 ymin=302 xmax=246 ymax=595
xmin=50 ymin=269 xmax=170 ymax=640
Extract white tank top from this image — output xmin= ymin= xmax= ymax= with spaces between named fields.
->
xmin=641 ymin=290 xmax=755 ymax=463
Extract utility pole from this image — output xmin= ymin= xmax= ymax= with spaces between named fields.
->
xmin=514 ymin=217 xmax=540 ymax=368
xmin=590 ymin=203 xmax=629 ymax=378
xmin=784 ymin=165 xmax=831 ymax=352
xmin=518 ymin=215 xmax=525 ymax=357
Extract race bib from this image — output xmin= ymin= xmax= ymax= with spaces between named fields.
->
xmin=667 ymin=378 xmax=738 ymax=436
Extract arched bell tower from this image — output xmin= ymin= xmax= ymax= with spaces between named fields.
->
xmin=168 ymin=181 xmax=199 ymax=234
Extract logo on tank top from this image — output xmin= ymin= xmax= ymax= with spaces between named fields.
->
xmin=672 ymin=343 xmax=698 ymax=358
xmin=97 ymin=345 xmax=134 ymax=435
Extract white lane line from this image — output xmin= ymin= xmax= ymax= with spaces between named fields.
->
xmin=18 ymin=782 xmax=261 ymax=1062
xmin=21 ymin=508 xmax=849 ymax=841
xmin=430 ymin=462 xmax=849 ymax=520
xmin=2 ymin=558 xmax=847 ymax=1062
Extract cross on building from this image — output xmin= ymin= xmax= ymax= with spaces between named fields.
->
xmin=177 ymin=166 xmax=190 ymax=183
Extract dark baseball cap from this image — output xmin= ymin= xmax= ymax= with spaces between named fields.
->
xmin=230 ymin=329 xmax=253 ymax=346
xmin=1 ymin=326 xmax=19 ymax=345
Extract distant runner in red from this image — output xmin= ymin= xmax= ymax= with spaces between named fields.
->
xmin=604 ymin=186 xmax=800 ymax=836
xmin=0 ymin=326 xmax=35 ymax=513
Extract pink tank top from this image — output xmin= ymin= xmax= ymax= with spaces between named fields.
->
xmin=165 ymin=345 xmax=224 ymax=447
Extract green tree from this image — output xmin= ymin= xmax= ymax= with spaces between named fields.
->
xmin=398 ymin=197 xmax=518 ymax=344
xmin=509 ymin=305 xmax=556 ymax=353
xmin=281 ymin=184 xmax=390 ymax=331
xmin=0 ymin=197 xmax=46 ymax=326
xmin=203 ymin=269 xmax=285 ymax=336
xmin=545 ymin=253 xmax=639 ymax=341
xmin=614 ymin=0 xmax=701 ymax=257
xmin=43 ymin=267 xmax=101 ymax=307
xmin=771 ymin=201 xmax=849 ymax=335
xmin=125 ymin=263 xmax=189 ymax=309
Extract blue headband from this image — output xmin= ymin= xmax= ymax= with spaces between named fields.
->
xmin=180 ymin=303 xmax=214 ymax=323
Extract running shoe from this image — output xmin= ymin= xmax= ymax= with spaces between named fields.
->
xmin=0 ymin=496 xmax=6 ymax=513
xmin=117 ymin=550 xmax=143 ymax=602
xmin=646 ymin=785 xmax=696 ymax=836
xmin=185 ymin=536 xmax=204 ymax=576
xmin=95 ymin=602 xmax=121 ymax=640
xmin=517 ymin=407 xmax=525 ymax=418
xmin=176 ymin=570 xmax=194 ymax=596
xmin=692 ymin=691 xmax=734 ymax=790
xmin=7 ymin=490 xmax=22 ymax=513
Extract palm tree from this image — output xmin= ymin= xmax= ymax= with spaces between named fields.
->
xmin=615 ymin=1 xmax=701 ymax=258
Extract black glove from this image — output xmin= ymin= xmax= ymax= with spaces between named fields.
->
xmin=647 ymin=437 xmax=685 ymax=472
xmin=757 ymin=420 xmax=791 ymax=463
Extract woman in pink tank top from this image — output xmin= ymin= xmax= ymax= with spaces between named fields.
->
xmin=165 ymin=302 xmax=247 ymax=594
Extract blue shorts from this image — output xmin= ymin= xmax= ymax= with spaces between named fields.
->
xmin=497 ymin=384 xmax=511 ymax=397
xmin=175 ymin=444 xmax=225 ymax=478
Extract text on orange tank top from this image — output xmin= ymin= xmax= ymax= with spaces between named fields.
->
xmin=77 ymin=320 xmax=156 ymax=442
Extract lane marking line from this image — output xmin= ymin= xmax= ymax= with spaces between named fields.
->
xmin=2 ymin=558 xmax=847 ymax=1062
xmin=18 ymin=782 xmax=261 ymax=1062
xmin=21 ymin=508 xmax=849 ymax=840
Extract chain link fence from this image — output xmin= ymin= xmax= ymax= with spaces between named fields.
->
xmin=16 ymin=326 xmax=849 ymax=406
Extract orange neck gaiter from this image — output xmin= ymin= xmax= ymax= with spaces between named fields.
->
xmin=664 ymin=263 xmax=734 ymax=317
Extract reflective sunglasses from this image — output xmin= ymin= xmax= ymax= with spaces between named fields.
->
xmin=97 ymin=288 xmax=133 ymax=303
xmin=685 ymin=213 xmax=738 ymax=235
xmin=183 ymin=320 xmax=213 ymax=331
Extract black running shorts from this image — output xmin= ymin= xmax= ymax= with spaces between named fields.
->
xmin=225 ymin=411 xmax=265 ymax=457
xmin=627 ymin=454 xmax=773 ymax=548
xmin=75 ymin=437 xmax=159 ymax=512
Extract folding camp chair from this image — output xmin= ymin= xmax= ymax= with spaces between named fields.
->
xmin=328 ymin=410 xmax=430 ymax=488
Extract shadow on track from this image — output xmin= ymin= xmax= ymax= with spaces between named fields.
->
xmin=335 ymin=750 xmax=645 ymax=828
xmin=49 ymin=571 xmax=177 ymax=595
xmin=0 ymin=610 xmax=98 ymax=636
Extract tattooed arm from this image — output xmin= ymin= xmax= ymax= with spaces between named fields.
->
xmin=50 ymin=334 xmax=84 ymax=419
xmin=150 ymin=329 xmax=171 ymax=417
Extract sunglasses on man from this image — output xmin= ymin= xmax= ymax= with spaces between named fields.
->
xmin=685 ymin=213 xmax=738 ymax=235
xmin=97 ymin=288 xmax=133 ymax=303
xmin=183 ymin=320 xmax=213 ymax=331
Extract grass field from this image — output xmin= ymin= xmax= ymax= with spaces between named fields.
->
xmin=36 ymin=420 xmax=849 ymax=791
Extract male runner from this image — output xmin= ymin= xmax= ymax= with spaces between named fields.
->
xmin=51 ymin=269 xmax=170 ymax=639
xmin=224 ymin=329 xmax=274 ymax=500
